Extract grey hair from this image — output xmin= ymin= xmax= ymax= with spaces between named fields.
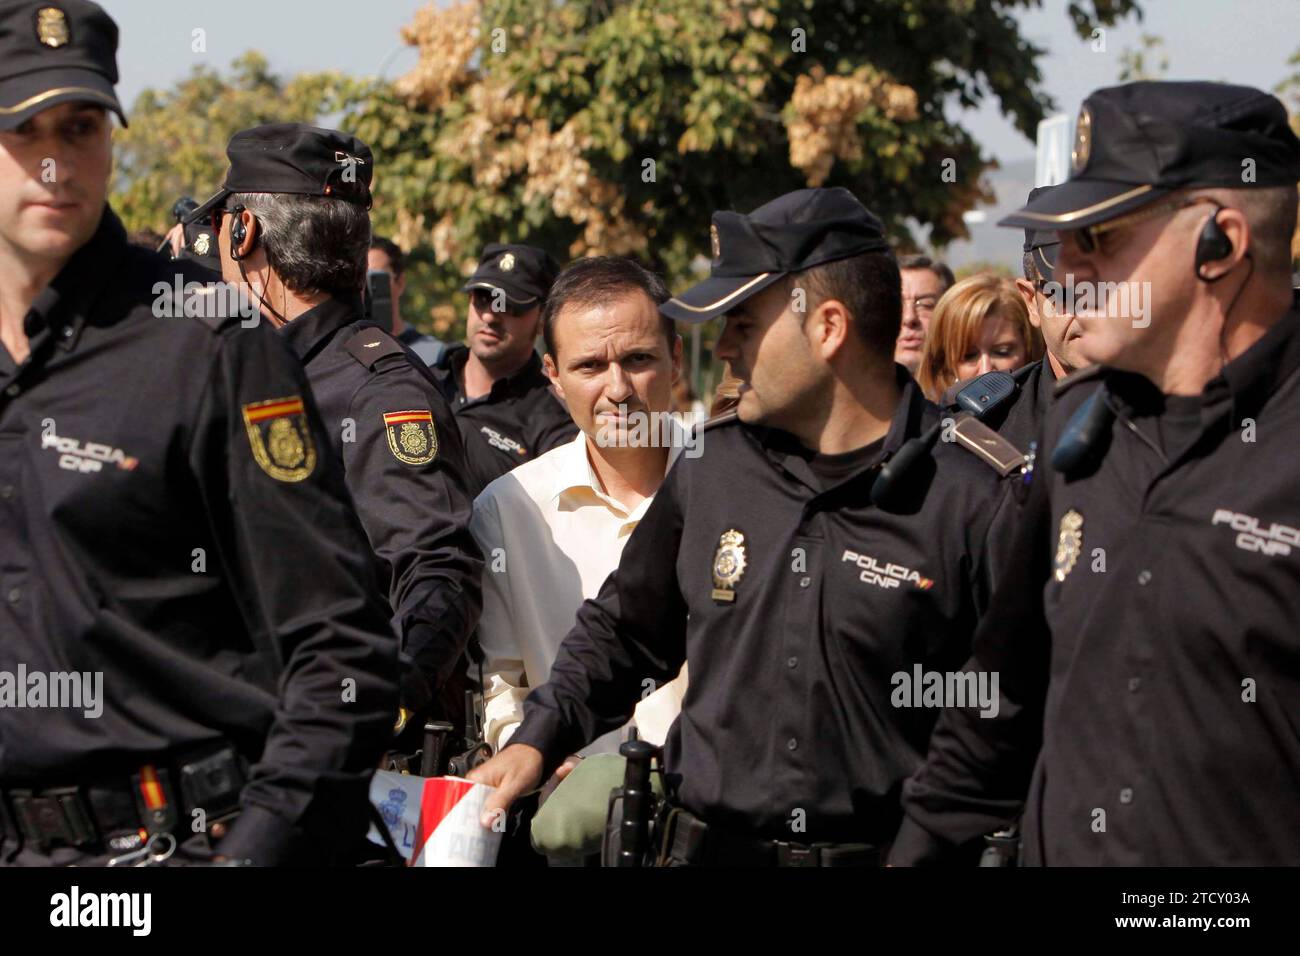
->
xmin=228 ymin=192 xmax=371 ymax=297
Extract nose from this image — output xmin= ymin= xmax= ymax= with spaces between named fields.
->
xmin=605 ymin=362 xmax=634 ymax=405
xmin=978 ymin=355 xmax=993 ymax=375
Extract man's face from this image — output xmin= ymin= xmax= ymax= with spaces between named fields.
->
xmin=1016 ymin=271 xmax=1084 ymax=374
xmin=1053 ymin=197 xmax=1204 ymax=374
xmin=0 ymin=103 xmax=112 ymax=268
xmin=544 ymin=291 xmax=680 ymax=445
xmin=894 ymin=267 xmax=944 ymax=372
xmin=714 ymin=281 xmax=826 ymax=433
xmin=466 ymin=288 xmax=541 ymax=368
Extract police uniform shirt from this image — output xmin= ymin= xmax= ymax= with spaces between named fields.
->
xmin=0 ymin=209 xmax=398 ymax=862
xmin=989 ymin=355 xmax=1057 ymax=455
xmin=509 ymin=372 xmax=1014 ymax=844
xmin=893 ymin=298 xmax=1300 ymax=865
xmin=431 ymin=343 xmax=578 ymax=495
xmin=276 ymin=298 xmax=484 ymax=701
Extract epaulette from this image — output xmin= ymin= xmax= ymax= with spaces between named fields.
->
xmin=1052 ymin=363 xmax=1108 ymax=398
xmin=700 ymin=409 xmax=740 ymax=431
xmin=949 ymin=414 xmax=1029 ymax=477
xmin=345 ymin=325 xmax=405 ymax=369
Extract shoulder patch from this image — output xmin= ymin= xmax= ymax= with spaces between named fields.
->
xmin=950 ymin=414 xmax=1029 ymax=477
xmin=383 ymin=409 xmax=438 ymax=465
xmin=345 ymin=327 xmax=405 ymax=369
xmin=241 ymin=396 xmax=317 ymax=481
xmin=1052 ymin=363 xmax=1108 ymax=398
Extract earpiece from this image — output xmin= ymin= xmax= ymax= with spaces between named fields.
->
xmin=1194 ymin=207 xmax=1232 ymax=281
xmin=228 ymin=204 xmax=251 ymax=262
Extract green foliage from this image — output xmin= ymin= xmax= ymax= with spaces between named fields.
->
xmin=110 ymin=1 xmax=1147 ymax=345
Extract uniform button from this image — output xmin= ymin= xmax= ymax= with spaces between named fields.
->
xmin=4 ymin=384 xmax=18 ymax=397
xmin=1137 ymin=570 xmax=1152 ymax=585
xmin=6 ymin=587 xmax=21 ymax=604
xmin=0 ymin=484 xmax=13 ymax=500
xmin=1119 ymin=788 xmax=1133 ymax=804
xmin=786 ymin=656 xmax=798 ymax=669
xmin=786 ymin=738 xmax=798 ymax=751
xmin=1128 ymin=677 xmax=1141 ymax=692
xmin=799 ymin=576 xmax=811 ymax=588
xmin=60 ymin=326 xmax=74 ymax=339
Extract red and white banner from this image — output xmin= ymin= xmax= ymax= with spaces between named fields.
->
xmin=369 ymin=771 xmax=501 ymax=867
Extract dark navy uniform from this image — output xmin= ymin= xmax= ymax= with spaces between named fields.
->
xmin=507 ymin=189 xmax=1016 ymax=860
xmin=431 ymin=343 xmax=577 ymax=495
xmin=892 ymin=81 xmax=1300 ymax=866
xmin=511 ymin=377 xmax=1011 ymax=849
xmin=191 ymin=123 xmax=485 ymax=716
xmin=0 ymin=210 xmax=398 ymax=865
xmin=279 ymin=297 xmax=484 ymax=710
xmin=982 ymin=356 xmax=1056 ymax=454
xmin=896 ymin=310 xmax=1300 ymax=865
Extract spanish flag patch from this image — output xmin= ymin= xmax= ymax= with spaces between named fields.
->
xmin=241 ymin=396 xmax=317 ymax=482
xmin=383 ymin=409 xmax=438 ymax=466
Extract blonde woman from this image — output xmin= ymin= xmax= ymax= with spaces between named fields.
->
xmin=916 ymin=274 xmax=1044 ymax=401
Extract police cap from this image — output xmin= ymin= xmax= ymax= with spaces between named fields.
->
xmin=1001 ymin=81 xmax=1300 ymax=232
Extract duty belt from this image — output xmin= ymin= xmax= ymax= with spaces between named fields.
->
xmin=0 ymin=746 xmax=245 ymax=854
xmin=660 ymin=806 xmax=883 ymax=867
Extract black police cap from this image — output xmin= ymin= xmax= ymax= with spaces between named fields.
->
xmin=1022 ymin=185 xmax=1059 ymax=281
xmin=0 ymin=1 xmax=126 ymax=131
xmin=661 ymin=187 xmax=890 ymax=324
xmin=189 ymin=123 xmax=374 ymax=224
xmin=1001 ymin=81 xmax=1300 ymax=232
xmin=462 ymin=243 xmax=560 ymax=306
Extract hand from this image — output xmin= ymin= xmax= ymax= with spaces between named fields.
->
xmin=538 ymin=754 xmax=583 ymax=806
xmin=467 ymin=744 xmax=545 ymax=829
xmin=164 ymin=223 xmax=185 ymax=258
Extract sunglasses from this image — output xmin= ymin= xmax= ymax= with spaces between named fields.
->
xmin=470 ymin=289 xmax=533 ymax=317
xmin=1072 ymin=195 xmax=1223 ymax=255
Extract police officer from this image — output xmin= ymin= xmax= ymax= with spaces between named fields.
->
xmin=430 ymin=243 xmax=578 ymax=494
xmin=891 ymin=81 xmax=1300 ymax=866
xmin=933 ymin=186 xmax=1081 ymax=461
xmin=468 ymin=188 xmax=1017 ymax=864
xmin=0 ymin=0 xmax=397 ymax=866
xmin=191 ymin=124 xmax=484 ymax=724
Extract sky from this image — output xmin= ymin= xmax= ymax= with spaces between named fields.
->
xmin=100 ymin=0 xmax=1300 ymax=165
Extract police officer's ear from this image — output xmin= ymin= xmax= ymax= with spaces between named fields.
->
xmin=231 ymin=208 xmax=259 ymax=262
xmin=1014 ymin=278 xmax=1044 ymax=330
xmin=1194 ymin=204 xmax=1249 ymax=283
xmin=806 ymin=296 xmax=853 ymax=362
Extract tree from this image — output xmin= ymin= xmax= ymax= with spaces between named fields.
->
xmin=347 ymin=0 xmax=1141 ymax=339
xmin=111 ymin=1 xmax=1145 ymax=342
xmin=1117 ymin=33 xmax=1168 ymax=83
xmin=112 ymin=51 xmax=363 ymax=234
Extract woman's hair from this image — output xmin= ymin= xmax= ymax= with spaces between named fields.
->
xmin=916 ymin=273 xmax=1042 ymax=401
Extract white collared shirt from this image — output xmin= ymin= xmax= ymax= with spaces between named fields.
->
xmin=471 ymin=429 xmax=689 ymax=755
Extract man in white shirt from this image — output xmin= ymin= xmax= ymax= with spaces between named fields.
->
xmin=472 ymin=257 xmax=693 ymax=773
